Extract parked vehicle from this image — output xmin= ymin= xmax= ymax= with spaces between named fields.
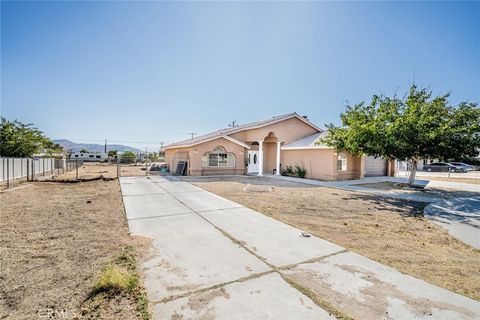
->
xmin=449 ymin=162 xmax=475 ymax=171
xmin=422 ymin=162 xmax=467 ymax=173
xmin=149 ymin=163 xmax=169 ymax=173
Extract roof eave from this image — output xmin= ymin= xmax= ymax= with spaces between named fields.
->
xmin=165 ymin=135 xmax=251 ymax=150
xmin=281 ymin=146 xmax=333 ymax=150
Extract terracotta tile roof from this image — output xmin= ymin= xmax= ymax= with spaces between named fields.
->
xmin=165 ymin=112 xmax=321 ymax=149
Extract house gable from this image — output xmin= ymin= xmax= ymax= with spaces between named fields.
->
xmin=164 ymin=113 xmax=322 ymax=149
xmin=229 ymin=116 xmax=321 ymax=144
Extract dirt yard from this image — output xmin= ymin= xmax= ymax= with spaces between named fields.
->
xmin=426 ymin=177 xmax=480 ymax=185
xmin=190 ymin=176 xmax=480 ymax=301
xmin=355 ymin=181 xmax=479 ymax=199
xmin=0 ymin=178 xmax=150 ymax=319
xmin=49 ymin=162 xmax=147 ymax=180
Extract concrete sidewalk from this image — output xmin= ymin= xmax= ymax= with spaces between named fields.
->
xmin=270 ymin=175 xmax=480 ymax=202
xmin=120 ymin=176 xmax=480 ymax=320
xmin=424 ymin=198 xmax=480 ymax=249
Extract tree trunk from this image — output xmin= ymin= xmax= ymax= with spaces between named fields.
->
xmin=408 ymin=159 xmax=418 ymax=187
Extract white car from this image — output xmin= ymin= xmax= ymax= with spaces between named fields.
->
xmin=449 ymin=162 xmax=475 ymax=171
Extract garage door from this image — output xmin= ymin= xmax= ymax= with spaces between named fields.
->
xmin=364 ymin=156 xmax=387 ymax=177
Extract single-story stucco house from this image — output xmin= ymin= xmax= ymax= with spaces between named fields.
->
xmin=164 ymin=113 xmax=394 ymax=180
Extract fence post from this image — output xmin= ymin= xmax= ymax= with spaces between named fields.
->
xmin=76 ymin=159 xmax=79 ymax=180
xmin=12 ymin=158 xmax=15 ymax=183
xmin=6 ymin=158 xmax=10 ymax=188
xmin=117 ymin=158 xmax=120 ymax=178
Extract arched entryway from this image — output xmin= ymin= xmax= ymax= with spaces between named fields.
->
xmin=246 ymin=132 xmax=282 ymax=176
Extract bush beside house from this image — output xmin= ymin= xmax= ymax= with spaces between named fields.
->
xmin=281 ymin=164 xmax=307 ymax=178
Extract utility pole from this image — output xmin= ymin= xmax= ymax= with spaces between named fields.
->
xmin=159 ymin=141 xmax=164 ymax=157
xmin=187 ymin=133 xmax=197 ymax=139
xmin=104 ymin=139 xmax=107 ymax=153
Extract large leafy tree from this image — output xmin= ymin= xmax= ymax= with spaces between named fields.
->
xmin=120 ymin=151 xmax=137 ymax=164
xmin=0 ymin=118 xmax=61 ymax=157
xmin=322 ymin=85 xmax=480 ymax=185
xmin=107 ymin=150 xmax=117 ymax=157
xmin=147 ymin=152 xmax=159 ymax=162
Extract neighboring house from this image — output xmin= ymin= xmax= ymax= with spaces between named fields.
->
xmin=70 ymin=152 xmax=107 ymax=162
xmin=164 ymin=113 xmax=394 ymax=180
xmin=397 ymin=159 xmax=436 ymax=171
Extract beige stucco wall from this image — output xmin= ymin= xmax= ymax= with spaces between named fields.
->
xmin=281 ymin=149 xmax=363 ymax=181
xmin=264 ymin=142 xmax=277 ymax=173
xmin=164 ymin=116 xmax=371 ymax=179
xmin=229 ymin=117 xmax=319 ymax=144
xmin=165 ymin=137 xmax=246 ymax=176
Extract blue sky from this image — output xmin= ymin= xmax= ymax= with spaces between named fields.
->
xmin=2 ymin=1 xmax=479 ymax=150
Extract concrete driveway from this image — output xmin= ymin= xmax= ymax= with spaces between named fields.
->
xmin=120 ymin=176 xmax=480 ymax=320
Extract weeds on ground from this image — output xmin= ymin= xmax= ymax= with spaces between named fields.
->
xmin=82 ymin=245 xmax=150 ymax=320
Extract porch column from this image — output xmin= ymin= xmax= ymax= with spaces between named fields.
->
xmin=258 ymin=141 xmax=263 ymax=176
xmin=275 ymin=141 xmax=281 ymax=175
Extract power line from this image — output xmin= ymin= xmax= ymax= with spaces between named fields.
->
xmin=35 ymin=125 xmax=185 ymax=135
xmin=57 ymin=138 xmax=164 ymax=145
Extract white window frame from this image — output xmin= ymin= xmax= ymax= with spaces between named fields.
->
xmin=204 ymin=146 xmax=235 ymax=167
xmin=337 ymin=153 xmax=347 ymax=171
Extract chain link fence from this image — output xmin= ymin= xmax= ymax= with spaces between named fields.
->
xmin=1 ymin=154 xmax=171 ymax=189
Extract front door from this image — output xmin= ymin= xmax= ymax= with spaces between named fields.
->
xmin=247 ymin=151 xmax=259 ymax=174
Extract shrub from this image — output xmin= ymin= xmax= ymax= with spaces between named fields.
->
xmin=281 ymin=165 xmax=294 ymax=176
xmin=280 ymin=164 xmax=307 ymax=178
xmin=295 ymin=164 xmax=307 ymax=178
xmin=93 ymin=265 xmax=137 ymax=294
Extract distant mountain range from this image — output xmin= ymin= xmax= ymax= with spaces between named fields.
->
xmin=53 ymin=139 xmax=142 ymax=153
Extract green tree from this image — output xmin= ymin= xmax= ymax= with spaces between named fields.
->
xmin=43 ymin=141 xmax=65 ymax=157
xmin=80 ymin=149 xmax=89 ymax=153
xmin=147 ymin=152 xmax=159 ymax=162
xmin=0 ymin=118 xmax=55 ymax=157
xmin=322 ymin=85 xmax=480 ymax=186
xmin=108 ymin=150 xmax=118 ymax=157
xmin=120 ymin=151 xmax=136 ymax=164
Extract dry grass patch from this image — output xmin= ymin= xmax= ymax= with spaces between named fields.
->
xmin=356 ymin=181 xmax=479 ymax=199
xmin=84 ymin=245 xmax=150 ymax=320
xmin=426 ymin=177 xmax=480 ymax=185
xmin=194 ymin=180 xmax=480 ymax=301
